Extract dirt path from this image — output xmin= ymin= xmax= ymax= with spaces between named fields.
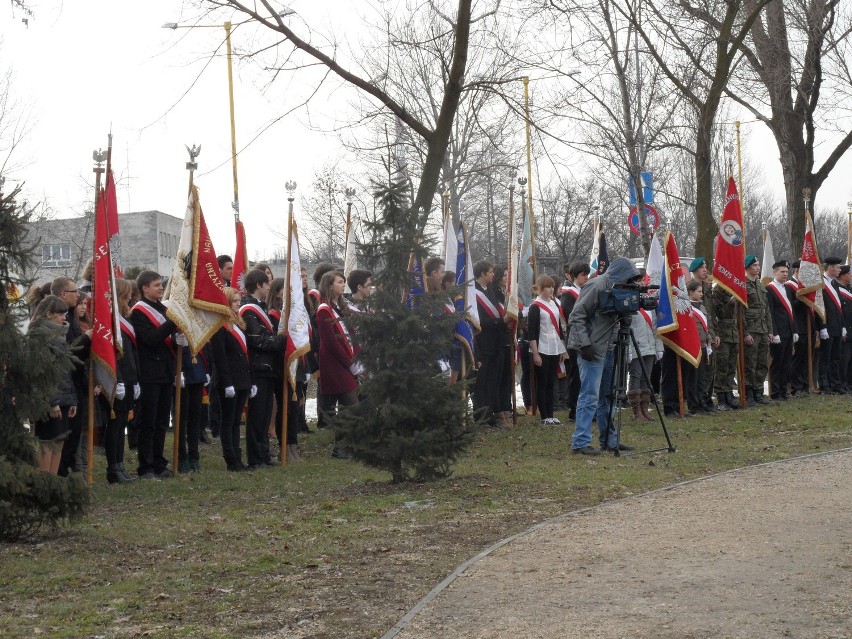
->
xmin=385 ymin=449 xmax=852 ymax=639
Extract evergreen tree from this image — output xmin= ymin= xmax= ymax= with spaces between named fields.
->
xmin=333 ymin=175 xmax=475 ymax=483
xmin=0 ymin=186 xmax=87 ymax=542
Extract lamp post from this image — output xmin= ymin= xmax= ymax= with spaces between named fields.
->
xmin=163 ymin=9 xmax=295 ymax=222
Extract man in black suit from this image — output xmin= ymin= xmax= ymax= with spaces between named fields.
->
xmin=239 ymin=269 xmax=285 ymax=468
xmin=473 ymin=260 xmax=512 ymax=427
xmin=130 ymin=271 xmax=179 ymax=479
xmin=819 ymin=257 xmax=845 ymax=393
xmin=836 ymin=265 xmax=852 ymax=391
xmin=766 ymin=261 xmax=797 ymax=400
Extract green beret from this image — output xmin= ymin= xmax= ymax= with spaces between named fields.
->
xmin=688 ymin=257 xmax=706 ymax=273
xmin=744 ymin=255 xmax=758 ymax=268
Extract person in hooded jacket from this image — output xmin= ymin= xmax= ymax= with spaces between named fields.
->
xmin=567 ymin=257 xmax=639 ymax=455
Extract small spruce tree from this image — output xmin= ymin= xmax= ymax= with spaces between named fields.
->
xmin=0 ymin=186 xmax=87 ymax=542
xmin=333 ymin=174 xmax=475 ymax=483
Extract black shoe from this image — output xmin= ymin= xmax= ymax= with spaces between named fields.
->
xmin=603 ymin=443 xmax=635 ymax=452
xmin=157 ymin=468 xmax=173 ymax=479
xmin=199 ymin=430 xmax=212 ymax=445
xmin=753 ymin=393 xmax=772 ymax=405
xmin=178 ymin=460 xmax=191 ymax=474
xmin=227 ymin=463 xmax=248 ymax=472
xmin=117 ymin=463 xmax=136 ymax=482
xmin=264 ymin=458 xmax=281 ymax=467
xmin=248 ymin=463 xmax=265 ymax=470
xmin=140 ymin=472 xmax=161 ymax=481
xmin=571 ymin=446 xmax=601 ymax=456
xmin=189 ymin=459 xmax=201 ymax=472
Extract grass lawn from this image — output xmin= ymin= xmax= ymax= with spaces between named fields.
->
xmin=1 ymin=394 xmax=850 ymax=638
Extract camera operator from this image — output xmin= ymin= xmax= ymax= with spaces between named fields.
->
xmin=567 ymin=257 xmax=640 ymax=455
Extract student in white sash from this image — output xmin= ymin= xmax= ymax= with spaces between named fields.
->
xmin=528 ymin=275 xmax=567 ymax=425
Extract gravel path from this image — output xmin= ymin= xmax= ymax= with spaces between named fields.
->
xmin=386 ymin=449 xmax=852 ymax=639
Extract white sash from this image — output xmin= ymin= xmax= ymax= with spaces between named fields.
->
xmin=317 ymin=302 xmax=354 ymax=357
xmin=230 ymin=325 xmax=248 ymax=355
xmin=475 ymin=289 xmax=500 ymax=318
xmin=769 ymin=281 xmax=794 ymax=321
xmin=239 ymin=303 xmax=274 ymax=332
xmin=824 ymin=276 xmax=842 ymax=312
xmin=133 ymin=300 xmax=167 ymax=326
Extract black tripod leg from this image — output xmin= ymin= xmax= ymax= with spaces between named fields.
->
xmin=629 ymin=329 xmax=676 ymax=453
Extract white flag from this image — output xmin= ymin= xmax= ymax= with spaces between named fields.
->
xmin=283 ymin=217 xmax=311 ymax=387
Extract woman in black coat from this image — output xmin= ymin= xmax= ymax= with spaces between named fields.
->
xmin=211 ymin=287 xmax=253 ymax=471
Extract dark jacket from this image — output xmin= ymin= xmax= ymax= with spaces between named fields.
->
xmin=474 ymin=282 xmax=506 ymax=356
xmin=130 ymin=297 xmax=177 ymax=384
xmin=37 ymin=321 xmax=78 ymax=407
xmin=316 ymin=302 xmax=358 ymax=395
xmin=239 ymin=295 xmax=285 ymax=379
xmin=823 ymin=279 xmax=845 ymax=337
xmin=211 ymin=325 xmax=252 ymax=391
xmin=115 ymin=321 xmax=140 ymax=412
xmin=766 ymin=282 xmax=796 ymax=339
xmin=181 ymin=344 xmax=210 ymax=385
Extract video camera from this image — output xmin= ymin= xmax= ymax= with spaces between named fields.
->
xmin=598 ymin=283 xmax=659 ymax=316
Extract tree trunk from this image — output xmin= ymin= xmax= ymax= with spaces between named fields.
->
xmin=694 ymin=110 xmax=716 ymax=262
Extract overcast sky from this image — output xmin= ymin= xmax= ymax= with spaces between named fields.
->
xmin=4 ymin=1 xmax=852 ymax=263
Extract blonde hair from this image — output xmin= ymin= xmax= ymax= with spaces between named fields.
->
xmin=224 ymin=287 xmax=246 ymax=329
xmin=115 ymin=279 xmax=133 ymax=317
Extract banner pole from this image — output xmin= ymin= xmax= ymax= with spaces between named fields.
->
xmin=281 ymin=197 xmax=295 ymax=464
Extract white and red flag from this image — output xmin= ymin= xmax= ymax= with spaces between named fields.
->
xmin=282 ymin=216 xmax=311 ymax=387
xmin=165 ymin=185 xmax=230 ymax=355
xmin=104 ymin=170 xmax=123 ymax=277
xmin=795 ymin=208 xmax=826 ymax=322
xmin=91 ymin=187 xmax=122 ymax=402
xmin=712 ymin=176 xmax=748 ymax=306
xmin=656 ymin=231 xmax=702 ymax=367
xmin=232 ymin=219 xmax=249 ymax=293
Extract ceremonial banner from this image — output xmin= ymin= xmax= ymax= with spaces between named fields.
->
xmin=342 ymin=207 xmax=358 ymax=288
xmin=283 ymin=216 xmax=311 ymax=387
xmin=590 ymin=221 xmax=609 ymax=276
xmin=518 ymin=200 xmax=535 ymax=305
xmin=453 ymin=222 xmax=478 ymax=359
xmin=795 ymin=209 xmax=826 ymax=321
xmin=91 ymin=187 xmax=120 ymax=402
xmin=404 ymin=252 xmax=426 ymax=309
xmin=656 ymin=231 xmax=702 ymax=367
xmin=232 ymin=219 xmax=249 ymax=292
xmin=505 ymin=192 xmax=519 ymax=323
xmin=443 ymin=205 xmax=458 ymax=285
xmin=104 ymin=170 xmax=123 ymax=277
xmin=760 ymin=228 xmax=775 ymax=285
xmin=644 ymin=232 xmax=663 ymax=287
xmin=712 ymin=177 xmax=748 ymax=306
xmin=165 ymin=185 xmax=230 ymax=355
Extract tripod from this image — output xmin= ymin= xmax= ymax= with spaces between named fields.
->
xmin=601 ymin=315 xmax=676 ymax=457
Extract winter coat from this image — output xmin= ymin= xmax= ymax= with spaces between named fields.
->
xmin=35 ymin=320 xmax=78 ymax=407
xmin=628 ymin=310 xmax=662 ymax=358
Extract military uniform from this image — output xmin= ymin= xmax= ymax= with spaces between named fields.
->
xmin=712 ymin=285 xmax=741 ymax=408
xmin=698 ymin=279 xmax=717 ymax=409
xmin=743 ymin=277 xmax=772 ymax=403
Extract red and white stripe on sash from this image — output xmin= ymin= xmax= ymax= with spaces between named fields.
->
xmin=559 ymin=285 xmax=572 ymax=295
xmin=692 ymin=306 xmax=708 ymax=333
xmin=824 ymin=277 xmax=843 ymax=313
xmin=565 ymin=285 xmax=580 ymax=300
xmin=268 ymin=309 xmax=282 ymax=322
xmin=230 ymin=324 xmax=248 ymax=356
xmin=784 ymin=278 xmax=801 ymax=292
xmin=239 ymin=303 xmax=274 ymax=332
xmin=443 ymin=301 xmax=455 ymax=314
xmin=119 ymin=315 xmax=136 ymax=347
xmin=638 ymin=308 xmax=654 ymax=330
xmin=133 ymin=300 xmax=172 ymax=349
xmin=839 ymin=286 xmax=852 ymax=304
xmin=475 ymin=289 xmax=501 ymax=318
xmin=317 ymin=302 xmax=354 ymax=357
xmin=533 ymin=299 xmax=561 ymax=334
xmin=768 ymin=281 xmax=794 ymax=322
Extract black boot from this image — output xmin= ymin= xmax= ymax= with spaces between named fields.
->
xmin=107 ymin=464 xmax=134 ymax=484
xmin=117 ymin=463 xmax=136 ymax=482
xmin=724 ymin=392 xmax=741 ymax=409
xmin=753 ymin=389 xmax=772 ymax=405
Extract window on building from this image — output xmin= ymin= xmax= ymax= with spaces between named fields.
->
xmin=42 ymin=243 xmax=71 ymax=267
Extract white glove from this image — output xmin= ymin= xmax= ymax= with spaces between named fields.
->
xmin=174 ymin=373 xmax=185 ymax=388
xmin=820 ymin=328 xmax=829 ymax=340
xmin=225 ymin=385 xmax=236 ymax=398
xmin=843 ymin=327 xmax=848 ymax=338
xmin=770 ymin=335 xmax=781 ymax=344
xmin=793 ymin=333 xmax=799 ymax=344
xmin=627 ymin=353 xmax=633 ymax=364
xmin=205 ymin=374 xmax=211 ymax=387
xmin=250 ymin=384 xmax=258 ymax=399
xmin=656 ymin=351 xmax=664 ymax=361
xmin=706 ymin=345 xmax=713 ymax=357
xmin=116 ymin=383 xmax=126 ymax=400
xmin=133 ymin=383 xmax=141 ymax=400
xmin=175 ymin=333 xmax=188 ymax=347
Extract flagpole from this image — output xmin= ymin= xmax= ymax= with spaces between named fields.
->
xmin=225 ymin=22 xmax=241 ymax=225
xmin=846 ymin=200 xmax=852 ymax=266
xmin=522 ymin=77 xmax=538 ymax=281
xmin=804 ymin=188 xmax=817 ymax=393
xmin=508 ymin=181 xmax=518 ymax=426
xmin=519 ymin=178 xmax=537 ymax=416
xmin=173 ymin=145 xmax=200 ymax=474
xmin=281 ymin=182 xmax=297 ymax=464
xmin=735 ymin=121 xmax=745 ymax=217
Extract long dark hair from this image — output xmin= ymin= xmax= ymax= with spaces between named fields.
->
xmin=31 ymin=295 xmax=68 ymax=325
xmin=319 ymin=270 xmax=348 ymax=312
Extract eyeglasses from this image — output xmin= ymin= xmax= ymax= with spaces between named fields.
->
xmin=64 ymin=289 xmax=79 ymax=294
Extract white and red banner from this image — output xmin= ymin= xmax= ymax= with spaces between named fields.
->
xmin=91 ymin=187 xmax=121 ymax=402
xmin=232 ymin=219 xmax=249 ymax=293
xmin=283 ymin=216 xmax=311 ymax=387
xmin=796 ymin=209 xmax=826 ymax=322
xmin=105 ymin=170 xmax=123 ymax=278
xmin=657 ymin=231 xmax=702 ymax=367
xmin=165 ymin=185 xmax=230 ymax=355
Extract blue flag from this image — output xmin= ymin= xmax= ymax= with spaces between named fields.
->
xmin=405 ymin=251 xmax=426 ymax=309
xmin=453 ymin=222 xmax=478 ymax=360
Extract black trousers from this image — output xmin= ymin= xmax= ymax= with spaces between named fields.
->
xmin=661 ymin=348 xmax=694 ymax=413
xmin=137 ymin=381 xmax=173 ymax=475
xmin=518 ymin=340 xmax=531 ymax=408
xmin=177 ymin=383 xmax=204 ymax=463
xmin=497 ymin=344 xmax=513 ymax=413
xmin=534 ymin=354 xmax=559 ymax=419
xmin=790 ymin=332 xmax=815 ymax=392
xmin=843 ymin=341 xmax=852 ymax=390
xmin=246 ymin=377 xmax=274 ymax=466
xmin=58 ymin=408 xmax=82 ymax=477
xmin=769 ymin=338 xmax=793 ymax=398
xmin=219 ymin=387 xmax=249 ymax=466
xmin=104 ymin=409 xmax=129 ymax=467
xmin=208 ymin=377 xmax=222 ymax=437
xmin=566 ymin=353 xmax=580 ymax=417
xmin=818 ymin=334 xmax=843 ymax=391
xmin=474 ymin=350 xmax=505 ymax=420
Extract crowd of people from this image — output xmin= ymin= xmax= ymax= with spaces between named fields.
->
xmin=24 ymin=248 xmax=851 ymax=479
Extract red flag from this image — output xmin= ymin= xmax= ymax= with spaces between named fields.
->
xmin=165 ymin=186 xmax=231 ymax=355
xmin=657 ymin=231 xmax=702 ymax=367
xmin=795 ymin=208 xmax=826 ymax=321
xmin=91 ymin=188 xmax=121 ymax=401
xmin=232 ymin=220 xmax=249 ymax=293
xmin=104 ymin=170 xmax=123 ymax=277
xmin=712 ymin=177 xmax=748 ymax=306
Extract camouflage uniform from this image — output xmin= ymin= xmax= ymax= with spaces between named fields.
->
xmin=699 ymin=279 xmax=717 ymax=408
xmin=743 ymin=276 xmax=773 ymax=400
xmin=712 ymin=286 xmax=740 ymax=397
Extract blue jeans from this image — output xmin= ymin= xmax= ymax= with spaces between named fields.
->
xmin=595 ymin=350 xmax=617 ymax=449
xmin=573 ymin=350 xmax=617 ymax=450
